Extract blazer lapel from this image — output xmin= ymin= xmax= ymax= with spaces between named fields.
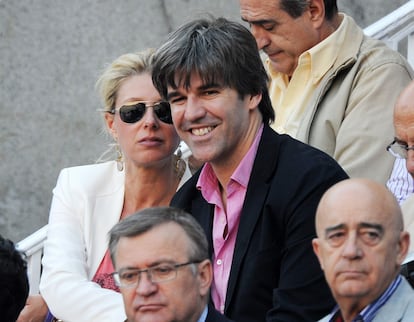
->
xmin=89 ymin=170 xmax=125 ymax=278
xmin=374 ymin=278 xmax=412 ymax=322
xmin=192 ymin=193 xmax=215 ymax=257
xmin=225 ymin=126 xmax=280 ymax=308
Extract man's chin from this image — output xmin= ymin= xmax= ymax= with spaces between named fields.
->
xmin=130 ymin=311 xmax=169 ymax=322
xmin=335 ymin=281 xmax=370 ymax=298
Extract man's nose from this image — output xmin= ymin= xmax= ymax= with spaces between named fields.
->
xmin=406 ymin=149 xmax=414 ymax=178
xmin=184 ymin=95 xmax=206 ymax=121
xmin=342 ymin=234 xmax=363 ymax=259
xmin=135 ymin=271 xmax=158 ymax=296
xmin=250 ymin=25 xmax=270 ymax=50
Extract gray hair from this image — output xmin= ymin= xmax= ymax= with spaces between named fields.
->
xmin=96 ymin=48 xmax=155 ymax=113
xmin=109 ymin=207 xmax=209 ymax=266
xmin=280 ymin=0 xmax=338 ymax=20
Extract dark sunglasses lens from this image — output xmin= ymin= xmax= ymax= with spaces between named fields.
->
xmin=154 ymin=102 xmax=173 ymax=124
xmin=119 ymin=103 xmax=146 ymax=123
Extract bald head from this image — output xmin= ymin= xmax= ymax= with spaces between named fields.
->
xmin=395 ymin=79 xmax=414 ymax=116
xmin=316 ymin=178 xmax=403 ymax=237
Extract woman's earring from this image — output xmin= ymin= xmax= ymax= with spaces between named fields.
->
xmin=174 ymin=145 xmax=186 ymax=179
xmin=116 ymin=144 xmax=124 ymax=172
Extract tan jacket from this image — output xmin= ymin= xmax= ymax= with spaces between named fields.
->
xmin=293 ymin=15 xmax=413 ymax=184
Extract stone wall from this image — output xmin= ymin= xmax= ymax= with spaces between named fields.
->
xmin=0 ymin=0 xmax=409 ymax=242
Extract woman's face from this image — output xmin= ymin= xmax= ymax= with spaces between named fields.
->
xmin=105 ymin=73 xmax=180 ymax=168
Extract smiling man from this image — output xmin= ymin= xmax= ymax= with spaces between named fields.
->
xmin=313 ymin=178 xmax=414 ymax=322
xmin=152 ymin=16 xmax=348 ymax=321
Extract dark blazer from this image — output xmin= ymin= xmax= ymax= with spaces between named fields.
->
xmin=206 ymin=304 xmax=235 ymax=322
xmin=171 ymin=125 xmax=349 ymax=322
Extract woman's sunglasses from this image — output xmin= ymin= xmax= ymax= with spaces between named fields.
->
xmin=110 ymin=101 xmax=173 ymax=124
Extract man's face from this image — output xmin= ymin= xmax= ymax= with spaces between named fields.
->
xmin=240 ymin=0 xmax=319 ymax=76
xmin=394 ymin=101 xmax=414 ymax=178
xmin=312 ymin=184 xmax=407 ymax=308
xmin=167 ymin=73 xmax=261 ymax=167
xmin=114 ymin=223 xmax=210 ymax=322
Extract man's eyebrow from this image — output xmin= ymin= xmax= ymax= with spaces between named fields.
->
xmin=198 ymin=82 xmax=221 ymax=91
xmin=358 ymin=222 xmax=384 ymax=233
xmin=119 ymin=259 xmax=176 ymax=271
xmin=167 ymin=91 xmax=180 ymax=101
xmin=324 ymin=223 xmax=346 ymax=236
xmin=395 ymin=137 xmax=408 ymax=145
xmin=241 ymin=17 xmax=275 ymax=25
xmin=167 ymin=82 xmax=222 ymax=100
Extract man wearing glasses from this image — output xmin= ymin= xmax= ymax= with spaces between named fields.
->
xmin=387 ymin=80 xmax=414 ymax=253
xmin=108 ymin=206 xmax=233 ymax=322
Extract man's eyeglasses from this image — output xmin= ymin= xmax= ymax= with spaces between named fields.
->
xmin=386 ymin=140 xmax=414 ymax=159
xmin=112 ymin=261 xmax=202 ymax=288
xmin=110 ymin=101 xmax=173 ymax=124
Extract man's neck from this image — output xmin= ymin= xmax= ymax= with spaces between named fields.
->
xmin=210 ymin=116 xmax=263 ymax=189
xmin=319 ymin=13 xmax=342 ymax=41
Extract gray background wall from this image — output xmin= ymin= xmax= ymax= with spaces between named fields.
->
xmin=0 ymin=0 xmax=409 ymax=242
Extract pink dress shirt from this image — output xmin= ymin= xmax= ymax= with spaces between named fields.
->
xmin=196 ymin=125 xmax=263 ymax=313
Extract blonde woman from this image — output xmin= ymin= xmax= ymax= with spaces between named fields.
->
xmin=18 ymin=49 xmax=190 ymax=321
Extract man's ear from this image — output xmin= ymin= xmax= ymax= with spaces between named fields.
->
xmin=197 ymin=259 xmax=213 ymax=297
xmin=307 ymin=0 xmax=325 ymax=29
xmin=312 ymin=238 xmax=324 ymax=271
xmin=396 ymin=231 xmax=410 ymax=265
xmin=248 ymin=93 xmax=262 ymax=111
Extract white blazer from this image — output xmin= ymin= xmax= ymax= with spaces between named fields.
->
xmin=39 ymin=161 xmax=191 ymax=322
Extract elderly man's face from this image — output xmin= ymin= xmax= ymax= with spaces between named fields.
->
xmin=114 ymin=222 xmax=210 ymax=322
xmin=239 ymin=0 xmax=322 ymax=77
xmin=312 ymin=182 xmax=408 ymax=307
xmin=394 ymin=98 xmax=414 ymax=178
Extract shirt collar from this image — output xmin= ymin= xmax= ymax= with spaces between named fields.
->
xmin=266 ymin=13 xmax=349 ymax=85
xmin=197 ymin=305 xmax=208 ymax=322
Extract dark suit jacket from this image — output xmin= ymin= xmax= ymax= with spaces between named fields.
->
xmin=171 ymin=125 xmax=348 ymax=322
xmin=206 ymin=304 xmax=235 ymax=322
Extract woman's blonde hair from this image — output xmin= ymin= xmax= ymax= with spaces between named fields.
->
xmin=95 ymin=49 xmax=156 ymax=163
xmin=96 ymin=48 xmax=155 ymax=112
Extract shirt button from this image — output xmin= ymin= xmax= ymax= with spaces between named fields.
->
xmin=216 ymin=259 xmax=222 ymax=265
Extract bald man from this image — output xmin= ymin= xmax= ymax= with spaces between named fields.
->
xmin=312 ymin=178 xmax=414 ymax=322
xmin=387 ymin=80 xmax=414 ymax=252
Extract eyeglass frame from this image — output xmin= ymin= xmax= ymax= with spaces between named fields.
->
xmin=108 ymin=101 xmax=173 ymax=124
xmin=112 ymin=260 xmax=203 ymax=288
xmin=386 ymin=139 xmax=414 ymax=159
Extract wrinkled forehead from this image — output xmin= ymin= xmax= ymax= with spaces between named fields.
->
xmin=394 ymin=106 xmax=414 ymax=134
xmin=317 ymin=194 xmax=392 ymax=233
